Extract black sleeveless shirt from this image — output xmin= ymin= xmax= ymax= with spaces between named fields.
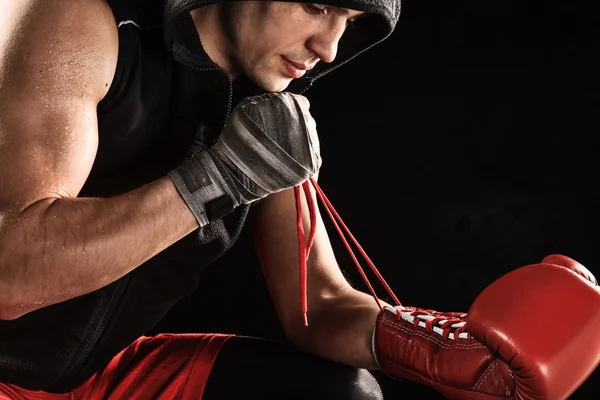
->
xmin=0 ymin=1 xmax=253 ymax=392
xmin=0 ymin=0 xmax=400 ymax=390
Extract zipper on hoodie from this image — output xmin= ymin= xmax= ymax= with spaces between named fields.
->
xmin=173 ymin=42 xmax=234 ymax=127
xmin=54 ymin=276 xmax=129 ymax=390
xmin=174 ymin=41 xmax=318 ymax=112
xmin=297 ymin=78 xmax=314 ymax=95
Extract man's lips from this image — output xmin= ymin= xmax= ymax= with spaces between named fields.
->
xmin=282 ymin=57 xmax=314 ymax=79
xmin=286 ymin=58 xmax=312 ymax=71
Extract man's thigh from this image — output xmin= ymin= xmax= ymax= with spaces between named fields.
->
xmin=0 ymin=333 xmax=232 ymax=400
xmin=203 ymin=335 xmax=384 ymax=400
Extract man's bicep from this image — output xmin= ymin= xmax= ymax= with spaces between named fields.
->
xmin=0 ymin=105 xmax=101 ymax=206
xmin=0 ymin=0 xmax=118 ymax=213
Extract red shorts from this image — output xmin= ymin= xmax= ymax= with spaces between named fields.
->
xmin=0 ymin=333 xmax=233 ymax=400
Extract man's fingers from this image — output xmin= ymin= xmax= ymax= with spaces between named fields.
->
xmin=306 ymin=115 xmax=317 ymax=131
xmin=289 ymin=94 xmax=316 ymax=131
xmin=291 ymin=94 xmax=310 ymax=112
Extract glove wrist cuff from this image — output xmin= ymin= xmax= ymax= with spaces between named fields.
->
xmin=371 ymin=310 xmax=384 ymax=370
xmin=373 ymin=306 xmax=404 ymax=378
xmin=168 ymin=150 xmax=238 ymax=227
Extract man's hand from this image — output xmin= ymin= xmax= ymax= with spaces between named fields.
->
xmin=168 ymin=92 xmax=321 ymax=227
xmin=373 ymin=254 xmax=600 ymax=399
xmin=291 ymin=94 xmax=319 ymax=135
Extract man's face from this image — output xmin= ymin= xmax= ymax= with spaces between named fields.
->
xmin=224 ymin=2 xmax=365 ymax=92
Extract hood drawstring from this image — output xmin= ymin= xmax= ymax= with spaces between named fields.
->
xmin=294 ymin=178 xmax=403 ymax=327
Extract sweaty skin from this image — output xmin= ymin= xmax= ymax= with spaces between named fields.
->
xmin=0 ymin=0 xmax=384 ymax=369
xmin=0 ymin=0 xmax=198 ymax=319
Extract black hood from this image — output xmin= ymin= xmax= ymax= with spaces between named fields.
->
xmin=163 ymin=0 xmax=401 ymax=93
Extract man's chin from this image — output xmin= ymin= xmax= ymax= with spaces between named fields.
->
xmin=254 ymin=76 xmax=292 ymax=93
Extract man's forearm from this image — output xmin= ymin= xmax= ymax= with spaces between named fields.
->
xmin=0 ymin=176 xmax=197 ymax=318
xmin=288 ymin=288 xmax=389 ymax=370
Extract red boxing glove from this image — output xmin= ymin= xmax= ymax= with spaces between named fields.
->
xmin=373 ymin=255 xmax=600 ymax=399
xmin=542 ymin=253 xmax=598 ymax=285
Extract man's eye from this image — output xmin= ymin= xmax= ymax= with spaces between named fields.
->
xmin=305 ymin=3 xmax=327 ymax=15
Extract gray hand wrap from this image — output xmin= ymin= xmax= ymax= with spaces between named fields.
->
xmin=168 ymin=92 xmax=321 ymax=227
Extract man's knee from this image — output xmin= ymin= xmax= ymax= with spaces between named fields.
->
xmin=305 ymin=363 xmax=383 ymax=400
xmin=351 ymin=369 xmax=384 ymax=400
xmin=326 ymin=366 xmax=383 ymax=400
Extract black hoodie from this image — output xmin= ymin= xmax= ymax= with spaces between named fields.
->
xmin=0 ymin=0 xmax=400 ymax=392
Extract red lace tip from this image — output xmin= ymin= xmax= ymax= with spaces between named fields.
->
xmin=303 ymin=313 xmax=309 ymax=327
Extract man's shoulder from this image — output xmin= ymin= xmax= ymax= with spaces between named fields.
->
xmin=0 ymin=0 xmax=119 ymax=59
xmin=0 ymin=0 xmax=120 ymax=105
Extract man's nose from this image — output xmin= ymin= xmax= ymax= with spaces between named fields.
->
xmin=306 ymin=19 xmax=348 ymax=64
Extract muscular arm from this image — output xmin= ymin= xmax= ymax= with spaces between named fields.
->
xmin=0 ymin=0 xmax=197 ymax=319
xmin=253 ymin=181 xmax=390 ymax=369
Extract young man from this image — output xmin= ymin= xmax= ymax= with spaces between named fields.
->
xmin=0 ymin=0 xmax=599 ymax=399
xmin=0 ymin=0 xmax=395 ymax=398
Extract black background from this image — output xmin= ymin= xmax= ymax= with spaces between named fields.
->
xmin=157 ymin=0 xmax=600 ymax=398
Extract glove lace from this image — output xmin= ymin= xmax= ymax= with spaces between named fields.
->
xmin=395 ymin=307 xmax=471 ymax=340
xmin=294 ymin=178 xmax=401 ymax=325
xmin=294 ymin=178 xmax=472 ymax=341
